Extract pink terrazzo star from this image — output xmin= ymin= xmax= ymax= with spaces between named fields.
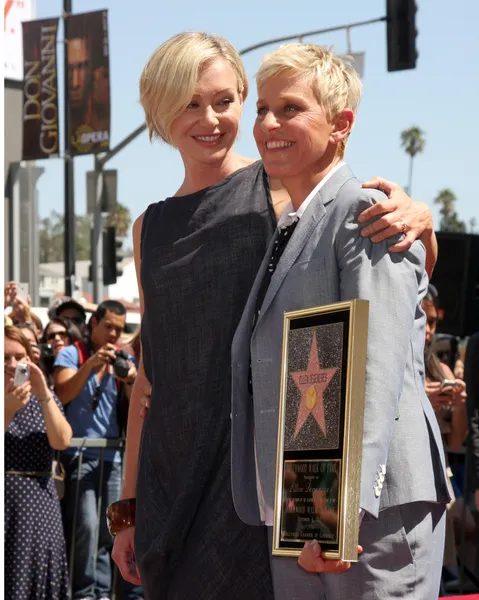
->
xmin=290 ymin=329 xmax=337 ymax=440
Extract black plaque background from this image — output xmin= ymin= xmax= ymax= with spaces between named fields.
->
xmin=279 ymin=309 xmax=350 ymax=553
xmin=281 ymin=459 xmax=341 ymax=545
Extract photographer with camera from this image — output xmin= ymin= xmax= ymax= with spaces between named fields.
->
xmin=53 ymin=300 xmax=138 ymax=600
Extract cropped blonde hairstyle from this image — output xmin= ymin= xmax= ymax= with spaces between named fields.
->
xmin=140 ymin=32 xmax=248 ymax=146
xmin=256 ymin=44 xmax=362 ymax=157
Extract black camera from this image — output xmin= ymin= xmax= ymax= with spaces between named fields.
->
xmin=40 ymin=343 xmax=55 ymax=375
xmin=112 ymin=349 xmax=130 ymax=379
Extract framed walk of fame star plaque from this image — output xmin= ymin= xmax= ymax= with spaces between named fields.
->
xmin=272 ymin=300 xmax=369 ymax=562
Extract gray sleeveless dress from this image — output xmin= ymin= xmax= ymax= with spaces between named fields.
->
xmin=136 ymin=161 xmax=276 ymax=599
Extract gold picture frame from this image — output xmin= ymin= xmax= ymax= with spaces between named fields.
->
xmin=272 ymin=300 xmax=369 ymax=561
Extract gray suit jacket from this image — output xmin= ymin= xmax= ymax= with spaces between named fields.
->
xmin=231 ymin=165 xmax=450 ymax=525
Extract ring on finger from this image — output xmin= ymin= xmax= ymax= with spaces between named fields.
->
xmin=398 ymin=220 xmax=408 ymax=233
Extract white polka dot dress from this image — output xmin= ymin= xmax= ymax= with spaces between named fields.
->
xmin=4 ymin=396 xmax=69 ymax=599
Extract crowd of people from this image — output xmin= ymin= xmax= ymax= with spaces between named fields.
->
xmin=4 ymin=31 xmax=479 ymax=600
xmin=4 ymin=286 xmax=143 ymax=600
xmin=3 ymin=280 xmax=479 ymax=599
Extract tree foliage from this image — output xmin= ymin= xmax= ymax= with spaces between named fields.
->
xmin=400 ymin=126 xmax=426 ymax=158
xmin=39 ymin=212 xmax=91 ymax=263
xmin=400 ymin=126 xmax=426 ymax=196
xmin=38 ymin=204 xmax=132 ymax=263
xmin=433 ymin=189 xmax=466 ymax=233
xmin=106 ymin=202 xmax=132 ymax=238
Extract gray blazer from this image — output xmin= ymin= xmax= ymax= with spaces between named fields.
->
xmin=231 ymin=164 xmax=450 ymax=526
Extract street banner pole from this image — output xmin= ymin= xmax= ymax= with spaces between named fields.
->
xmin=63 ymin=0 xmax=75 ymax=296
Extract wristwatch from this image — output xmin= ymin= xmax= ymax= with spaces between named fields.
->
xmin=106 ymin=498 xmax=136 ymax=536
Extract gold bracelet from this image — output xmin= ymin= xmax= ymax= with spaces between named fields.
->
xmin=38 ymin=393 xmax=52 ymax=406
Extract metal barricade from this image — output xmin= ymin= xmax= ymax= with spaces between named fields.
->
xmin=65 ymin=437 xmax=126 ymax=600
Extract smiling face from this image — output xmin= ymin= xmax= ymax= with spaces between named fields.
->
xmin=254 ymin=73 xmax=352 ymax=193
xmin=169 ymin=59 xmax=243 ymax=168
xmin=4 ymin=337 xmax=30 ymax=388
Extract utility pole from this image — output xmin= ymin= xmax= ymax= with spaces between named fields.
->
xmin=238 ymin=17 xmax=386 ymax=55
xmin=63 ymin=0 xmax=75 ymax=297
xmin=90 ymin=125 xmax=146 ymax=302
xmin=92 ymin=157 xmax=104 ymax=303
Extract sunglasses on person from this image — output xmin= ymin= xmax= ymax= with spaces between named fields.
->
xmin=91 ymin=384 xmax=102 ymax=411
xmin=65 ymin=316 xmax=84 ymax=326
xmin=47 ymin=330 xmax=68 ymax=342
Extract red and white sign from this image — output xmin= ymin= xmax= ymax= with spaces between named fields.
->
xmin=4 ymin=0 xmax=35 ymax=80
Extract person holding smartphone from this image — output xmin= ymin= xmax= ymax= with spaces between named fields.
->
xmin=422 ymin=287 xmax=468 ymax=581
xmin=423 ymin=288 xmax=467 ymax=446
xmin=4 ymin=325 xmax=72 ymax=600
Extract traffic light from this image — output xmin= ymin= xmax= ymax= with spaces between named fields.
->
xmin=386 ymin=0 xmax=418 ymax=72
xmin=103 ymin=226 xmax=124 ymax=285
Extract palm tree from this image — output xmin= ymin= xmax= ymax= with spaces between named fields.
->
xmin=400 ymin=126 xmax=425 ymax=196
xmin=433 ymin=189 xmax=466 ymax=232
xmin=107 ymin=203 xmax=132 ymax=238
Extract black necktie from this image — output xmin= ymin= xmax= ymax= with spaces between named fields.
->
xmin=249 ymin=220 xmax=298 ymax=396
xmin=253 ymin=220 xmax=298 ymax=329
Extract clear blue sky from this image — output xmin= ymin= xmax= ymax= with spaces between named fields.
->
xmin=36 ymin=0 xmax=478 ymax=248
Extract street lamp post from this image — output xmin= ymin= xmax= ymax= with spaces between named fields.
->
xmin=63 ymin=0 xmax=75 ymax=297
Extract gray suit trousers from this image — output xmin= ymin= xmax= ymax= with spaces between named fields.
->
xmin=268 ymin=502 xmax=446 ymax=600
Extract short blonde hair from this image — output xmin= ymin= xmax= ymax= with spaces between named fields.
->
xmin=256 ymin=43 xmax=362 ymax=157
xmin=140 ymin=32 xmax=248 ymax=145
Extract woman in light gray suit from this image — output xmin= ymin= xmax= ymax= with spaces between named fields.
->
xmin=231 ymin=43 xmax=451 ymax=599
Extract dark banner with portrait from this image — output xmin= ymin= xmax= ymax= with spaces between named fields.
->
xmin=65 ymin=10 xmax=110 ymax=156
xmin=22 ymin=18 xmax=60 ymax=160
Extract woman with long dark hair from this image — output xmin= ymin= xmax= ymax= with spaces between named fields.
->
xmin=41 ymin=317 xmax=83 ymax=358
xmin=40 ymin=317 xmax=83 ymax=382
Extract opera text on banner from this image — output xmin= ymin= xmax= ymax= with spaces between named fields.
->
xmin=65 ymin=10 xmax=111 ymax=156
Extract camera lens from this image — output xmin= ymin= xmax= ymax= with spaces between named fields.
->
xmin=112 ymin=350 xmax=130 ymax=379
xmin=40 ymin=343 xmax=54 ymax=360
